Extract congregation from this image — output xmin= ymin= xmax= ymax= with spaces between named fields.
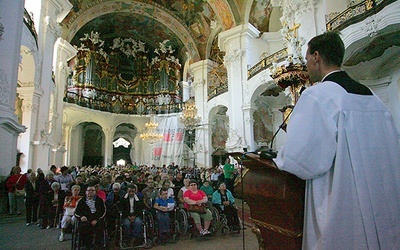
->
xmin=2 ymin=161 xmax=242 ymax=249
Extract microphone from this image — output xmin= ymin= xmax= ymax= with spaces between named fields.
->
xmin=258 ymin=105 xmax=294 ymax=160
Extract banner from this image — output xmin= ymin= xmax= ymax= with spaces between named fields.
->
xmin=152 ymin=114 xmax=185 ymax=167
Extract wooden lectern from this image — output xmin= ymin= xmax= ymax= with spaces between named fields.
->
xmin=231 ymin=152 xmax=305 ymax=250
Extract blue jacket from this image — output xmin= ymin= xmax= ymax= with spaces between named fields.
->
xmin=212 ymin=189 xmax=235 ymax=211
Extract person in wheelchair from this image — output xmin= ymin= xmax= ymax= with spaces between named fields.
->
xmin=105 ymin=182 xmax=123 ymax=236
xmin=74 ymin=183 xmax=106 ymax=249
xmin=183 ymin=179 xmax=213 ymax=236
xmin=59 ymin=185 xmax=82 ymax=242
xmin=119 ymin=184 xmax=145 ymax=247
xmin=153 ymin=188 xmax=175 ymax=245
xmin=212 ymin=182 xmax=241 ymax=232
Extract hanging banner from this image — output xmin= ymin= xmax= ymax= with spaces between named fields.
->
xmin=152 ymin=114 xmax=184 ymax=167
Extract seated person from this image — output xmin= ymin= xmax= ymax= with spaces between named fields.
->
xmin=105 ymin=182 xmax=123 ymax=234
xmin=199 ymin=180 xmax=214 ymax=207
xmin=92 ymin=178 xmax=106 ymax=201
xmin=119 ymin=184 xmax=144 ymax=247
xmin=153 ymin=188 xmax=175 ymax=244
xmin=75 ymin=184 xmax=106 ymax=249
xmin=212 ymin=182 xmax=240 ymax=231
xmin=141 ymin=177 xmax=158 ymax=211
xmin=177 ymin=178 xmax=190 ymax=209
xmin=59 ymin=185 xmax=82 ymax=242
xmin=183 ymin=179 xmax=213 ymax=236
xmin=159 ymin=179 xmax=174 ymax=199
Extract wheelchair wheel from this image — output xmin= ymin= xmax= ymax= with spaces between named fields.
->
xmin=144 ymin=210 xmax=156 ymax=239
xmin=152 ymin=235 xmax=161 ymax=246
xmin=71 ymin=222 xmax=80 ymax=250
xmin=221 ymin=225 xmax=230 ymax=235
xmin=172 ymin=233 xmax=180 ymax=243
xmin=176 ymin=208 xmax=188 ymax=236
xmin=209 ymin=206 xmax=220 ymax=234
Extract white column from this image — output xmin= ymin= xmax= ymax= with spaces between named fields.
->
xmin=218 ymin=24 xmax=260 ymax=153
xmin=103 ymin=128 xmax=115 ymax=166
xmin=0 ymin=0 xmax=27 ymax=176
xmin=52 ymin=38 xmax=76 ymax=165
xmin=189 ymin=60 xmax=213 ymax=168
xmin=17 ymin=87 xmax=41 ymax=171
xmin=242 ymin=105 xmax=256 ymax=151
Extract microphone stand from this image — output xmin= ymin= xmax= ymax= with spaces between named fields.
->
xmin=241 ymin=149 xmax=246 ymax=250
xmin=259 ymin=105 xmax=294 ymax=159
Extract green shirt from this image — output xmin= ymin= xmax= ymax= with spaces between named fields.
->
xmin=223 ymin=163 xmax=235 ymax=179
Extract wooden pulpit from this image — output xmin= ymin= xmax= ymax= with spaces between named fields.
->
xmin=231 ymin=152 xmax=305 ymax=250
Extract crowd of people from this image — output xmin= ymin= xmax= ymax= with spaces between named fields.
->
xmin=2 ymin=160 xmax=242 ymax=248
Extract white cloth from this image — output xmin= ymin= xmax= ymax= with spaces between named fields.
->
xmin=275 ymin=81 xmax=400 ymax=249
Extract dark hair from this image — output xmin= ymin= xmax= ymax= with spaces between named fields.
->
xmin=159 ymin=187 xmax=168 ymax=195
xmin=308 ymin=31 xmax=345 ymax=67
xmin=189 ymin=179 xmax=197 ymax=184
xmin=127 ymin=184 xmax=138 ymax=190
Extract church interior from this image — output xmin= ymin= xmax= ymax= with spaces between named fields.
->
xmin=1 ymin=0 xmax=399 ymax=177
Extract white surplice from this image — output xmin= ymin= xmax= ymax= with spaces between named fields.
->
xmin=275 ymin=81 xmax=400 ymax=249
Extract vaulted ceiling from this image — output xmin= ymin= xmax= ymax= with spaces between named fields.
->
xmin=61 ymin=0 xmax=276 ymax=65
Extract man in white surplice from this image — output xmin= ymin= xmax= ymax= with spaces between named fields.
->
xmin=274 ymin=32 xmax=400 ymax=249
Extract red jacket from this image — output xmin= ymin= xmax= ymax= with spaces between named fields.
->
xmin=6 ymin=174 xmax=28 ymax=193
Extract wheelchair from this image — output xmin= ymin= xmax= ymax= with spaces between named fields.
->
xmin=210 ymin=205 xmax=241 ymax=235
xmin=115 ymin=209 xmax=154 ymax=249
xmin=176 ymin=206 xmax=217 ymax=239
xmin=71 ymin=218 xmax=108 ymax=250
xmin=151 ymin=206 xmax=181 ymax=245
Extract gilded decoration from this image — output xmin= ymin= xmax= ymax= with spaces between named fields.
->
xmin=270 ymin=21 xmax=309 ymax=105
xmin=326 ymin=0 xmax=391 ymax=31
xmin=208 ymin=38 xmax=228 ymax=100
xmin=65 ymin=32 xmax=182 ymax=115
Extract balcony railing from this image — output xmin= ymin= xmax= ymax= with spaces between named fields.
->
xmin=326 ymin=0 xmax=396 ymax=31
xmin=23 ymin=9 xmax=38 ymax=48
xmin=208 ymin=81 xmax=228 ymax=101
xmin=64 ymin=91 xmax=182 ymax=115
xmin=247 ymin=48 xmax=288 ymax=80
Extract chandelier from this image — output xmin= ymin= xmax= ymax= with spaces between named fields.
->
xmin=139 ymin=117 xmax=163 ymax=144
xmin=180 ymin=98 xmax=201 ymax=130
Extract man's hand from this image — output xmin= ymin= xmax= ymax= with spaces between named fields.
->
xmin=81 ymin=216 xmax=88 ymax=222
xmin=91 ymin=220 xmax=97 ymax=226
xmin=223 ymin=201 xmax=230 ymax=206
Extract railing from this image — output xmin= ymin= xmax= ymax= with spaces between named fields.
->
xmin=208 ymin=81 xmax=228 ymax=101
xmin=64 ymin=91 xmax=182 ymax=115
xmin=23 ymin=9 xmax=38 ymax=48
xmin=326 ymin=0 xmax=395 ymax=31
xmin=247 ymin=48 xmax=288 ymax=80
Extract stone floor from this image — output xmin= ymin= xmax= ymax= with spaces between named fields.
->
xmin=0 ymin=199 xmax=259 ymax=250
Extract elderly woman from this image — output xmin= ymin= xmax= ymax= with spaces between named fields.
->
xmin=183 ymin=179 xmax=213 ymax=236
xmin=40 ymin=180 xmax=65 ymax=229
xmin=59 ymin=185 xmax=82 ymax=241
xmin=212 ymin=182 xmax=240 ymax=232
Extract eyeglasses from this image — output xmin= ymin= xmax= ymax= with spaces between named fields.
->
xmin=86 ymin=189 xmax=96 ymax=192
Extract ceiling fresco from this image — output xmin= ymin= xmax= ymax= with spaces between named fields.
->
xmin=62 ymin=0 xmax=274 ymax=63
